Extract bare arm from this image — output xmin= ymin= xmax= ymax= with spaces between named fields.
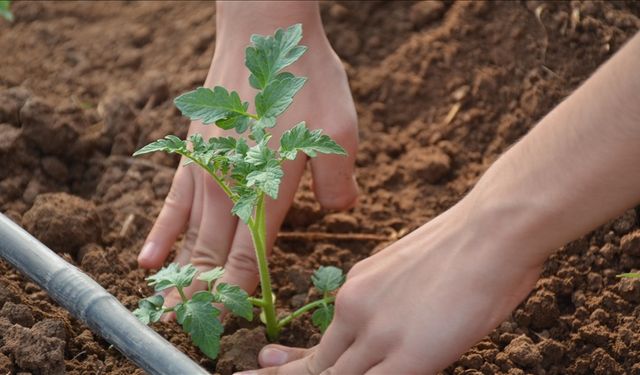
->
xmin=249 ymin=32 xmax=640 ymax=375
xmin=467 ymin=31 xmax=640 ymax=266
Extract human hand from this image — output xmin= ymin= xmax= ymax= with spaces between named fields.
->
xmin=244 ymin=202 xmax=543 ymax=374
xmin=137 ymin=2 xmax=358 ymax=312
xmin=239 ymin=32 xmax=640 ymax=374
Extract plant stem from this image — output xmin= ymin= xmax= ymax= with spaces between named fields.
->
xmin=247 ymin=297 xmax=265 ymax=307
xmin=277 ymin=296 xmax=335 ymax=329
xmin=180 ymin=152 xmax=236 ymax=200
xmin=177 ymin=287 xmax=188 ymax=303
xmin=249 ymin=193 xmax=279 ymax=340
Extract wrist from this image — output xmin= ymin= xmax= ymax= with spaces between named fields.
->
xmin=215 ymin=1 xmax=330 ymax=52
xmin=453 ymin=173 xmax=555 ymax=270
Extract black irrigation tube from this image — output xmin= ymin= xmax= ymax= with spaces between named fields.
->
xmin=0 ymin=213 xmax=209 ymax=375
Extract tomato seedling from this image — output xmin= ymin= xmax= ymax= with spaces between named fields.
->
xmin=132 ymin=24 xmax=346 ymax=360
xmin=0 ymin=0 xmax=13 ymax=22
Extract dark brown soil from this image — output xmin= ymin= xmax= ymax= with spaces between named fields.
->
xmin=1 ymin=1 xmax=639 ymax=374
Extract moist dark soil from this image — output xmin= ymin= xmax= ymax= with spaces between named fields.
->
xmin=1 ymin=1 xmax=639 ymax=374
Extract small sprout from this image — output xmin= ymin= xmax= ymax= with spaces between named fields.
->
xmin=133 ymin=24 xmax=346 ymax=360
xmin=133 ymin=295 xmax=164 ymax=325
xmin=146 ymin=263 xmax=197 ymax=292
xmin=197 ymin=266 xmax=225 ymax=290
xmin=0 ymin=0 xmax=13 ymax=22
xmin=312 ymin=266 xmax=346 ymax=294
xmin=617 ymin=273 xmax=640 ymax=278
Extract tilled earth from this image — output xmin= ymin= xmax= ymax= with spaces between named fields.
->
xmin=1 ymin=1 xmax=640 ymax=374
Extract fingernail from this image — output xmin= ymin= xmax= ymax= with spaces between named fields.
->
xmin=261 ymin=347 xmax=288 ymax=366
xmin=139 ymin=242 xmax=156 ymax=262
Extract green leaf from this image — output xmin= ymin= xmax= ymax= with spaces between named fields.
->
xmin=246 ymin=159 xmax=284 ymax=199
xmin=178 ymin=297 xmax=224 ymax=360
xmin=133 ymin=135 xmax=187 ymax=156
xmin=133 ymin=295 xmax=164 ymax=325
xmin=214 ymin=283 xmax=253 ymax=321
xmin=198 ymin=267 xmax=225 ymax=285
xmin=279 ymin=122 xmax=347 ymax=160
xmin=250 ymin=117 xmax=276 ymax=143
xmin=617 ymin=273 xmax=640 ymax=278
xmin=311 ymin=266 xmax=345 ymax=293
xmin=209 ymin=136 xmax=237 ymax=154
xmin=146 ymin=263 xmax=198 ymax=292
xmin=311 ymin=304 xmax=334 ymax=333
xmin=245 ymin=24 xmax=307 ymax=90
xmin=255 ymin=76 xmax=306 ymax=118
xmin=174 ymin=87 xmax=251 ymax=131
xmin=231 ymin=187 xmax=258 ymax=223
xmin=245 ymin=140 xmax=276 ymax=167
xmin=255 ymin=116 xmax=277 ymax=130
xmin=0 ymin=0 xmax=12 ymax=22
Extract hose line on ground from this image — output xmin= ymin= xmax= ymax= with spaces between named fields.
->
xmin=0 ymin=213 xmax=209 ymax=375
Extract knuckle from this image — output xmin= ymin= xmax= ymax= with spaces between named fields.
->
xmin=165 ymin=177 xmax=190 ymax=206
xmin=226 ymin=248 xmax=260 ymax=277
xmin=305 ymin=352 xmax=323 ymax=375
xmin=319 ymin=367 xmax=336 ymax=375
xmin=191 ymin=248 xmax=226 ymax=269
xmin=334 ymin=279 xmax=368 ymax=321
xmin=182 ymin=226 xmax=199 ymax=250
xmin=324 ymin=125 xmax=356 ymax=149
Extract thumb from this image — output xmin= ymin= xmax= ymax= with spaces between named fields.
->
xmin=310 ymin=126 xmax=358 ymax=210
xmin=259 ymin=344 xmax=311 ymax=368
xmin=138 ymin=165 xmax=193 ymax=268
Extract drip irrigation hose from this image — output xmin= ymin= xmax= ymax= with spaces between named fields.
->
xmin=0 ymin=213 xmax=209 ymax=375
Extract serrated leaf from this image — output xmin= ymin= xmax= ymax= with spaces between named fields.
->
xmin=245 ymin=24 xmax=307 ymax=90
xmin=133 ymin=295 xmax=164 ymax=325
xmin=191 ymin=290 xmax=215 ymax=303
xmin=255 ymin=116 xmax=276 ymax=130
xmin=209 ymin=137 xmax=237 ymax=154
xmin=245 ymin=140 xmax=276 ymax=167
xmin=214 ymin=283 xmax=253 ymax=321
xmin=255 ymin=76 xmax=306 ymax=118
xmin=250 ymin=117 xmax=276 ymax=143
xmin=230 ymin=161 xmax=253 ymax=185
xmin=312 ymin=266 xmax=345 ymax=293
xmin=198 ymin=267 xmax=225 ymax=286
xmin=312 ymin=304 xmax=334 ymax=333
xmin=179 ymin=298 xmax=224 ymax=360
xmin=146 ymin=263 xmax=198 ymax=291
xmin=246 ymin=159 xmax=283 ymax=199
xmin=279 ymin=122 xmax=347 ymax=160
xmin=133 ymin=135 xmax=187 ymax=156
xmin=174 ymin=87 xmax=251 ymax=131
xmin=231 ymin=187 xmax=258 ymax=223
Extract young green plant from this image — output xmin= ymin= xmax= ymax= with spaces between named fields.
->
xmin=0 ymin=0 xmax=13 ymax=22
xmin=132 ymin=24 xmax=346 ymax=360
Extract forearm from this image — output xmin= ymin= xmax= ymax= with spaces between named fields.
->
xmin=465 ymin=33 xmax=640 ymax=266
xmin=216 ymin=1 xmax=324 ymax=41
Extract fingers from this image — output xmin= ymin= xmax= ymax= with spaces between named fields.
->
xmin=364 ymin=356 xmax=420 ymax=375
xmin=310 ymin=124 xmax=359 ymax=210
xmin=138 ymin=165 xmax=194 ymax=269
xmin=190 ymin=176 xmax=237 ymax=270
xmin=259 ymin=345 xmax=310 ymax=368
xmin=252 ymin=318 xmax=355 ymax=375
xmin=163 ymin=174 xmax=238 ymax=310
